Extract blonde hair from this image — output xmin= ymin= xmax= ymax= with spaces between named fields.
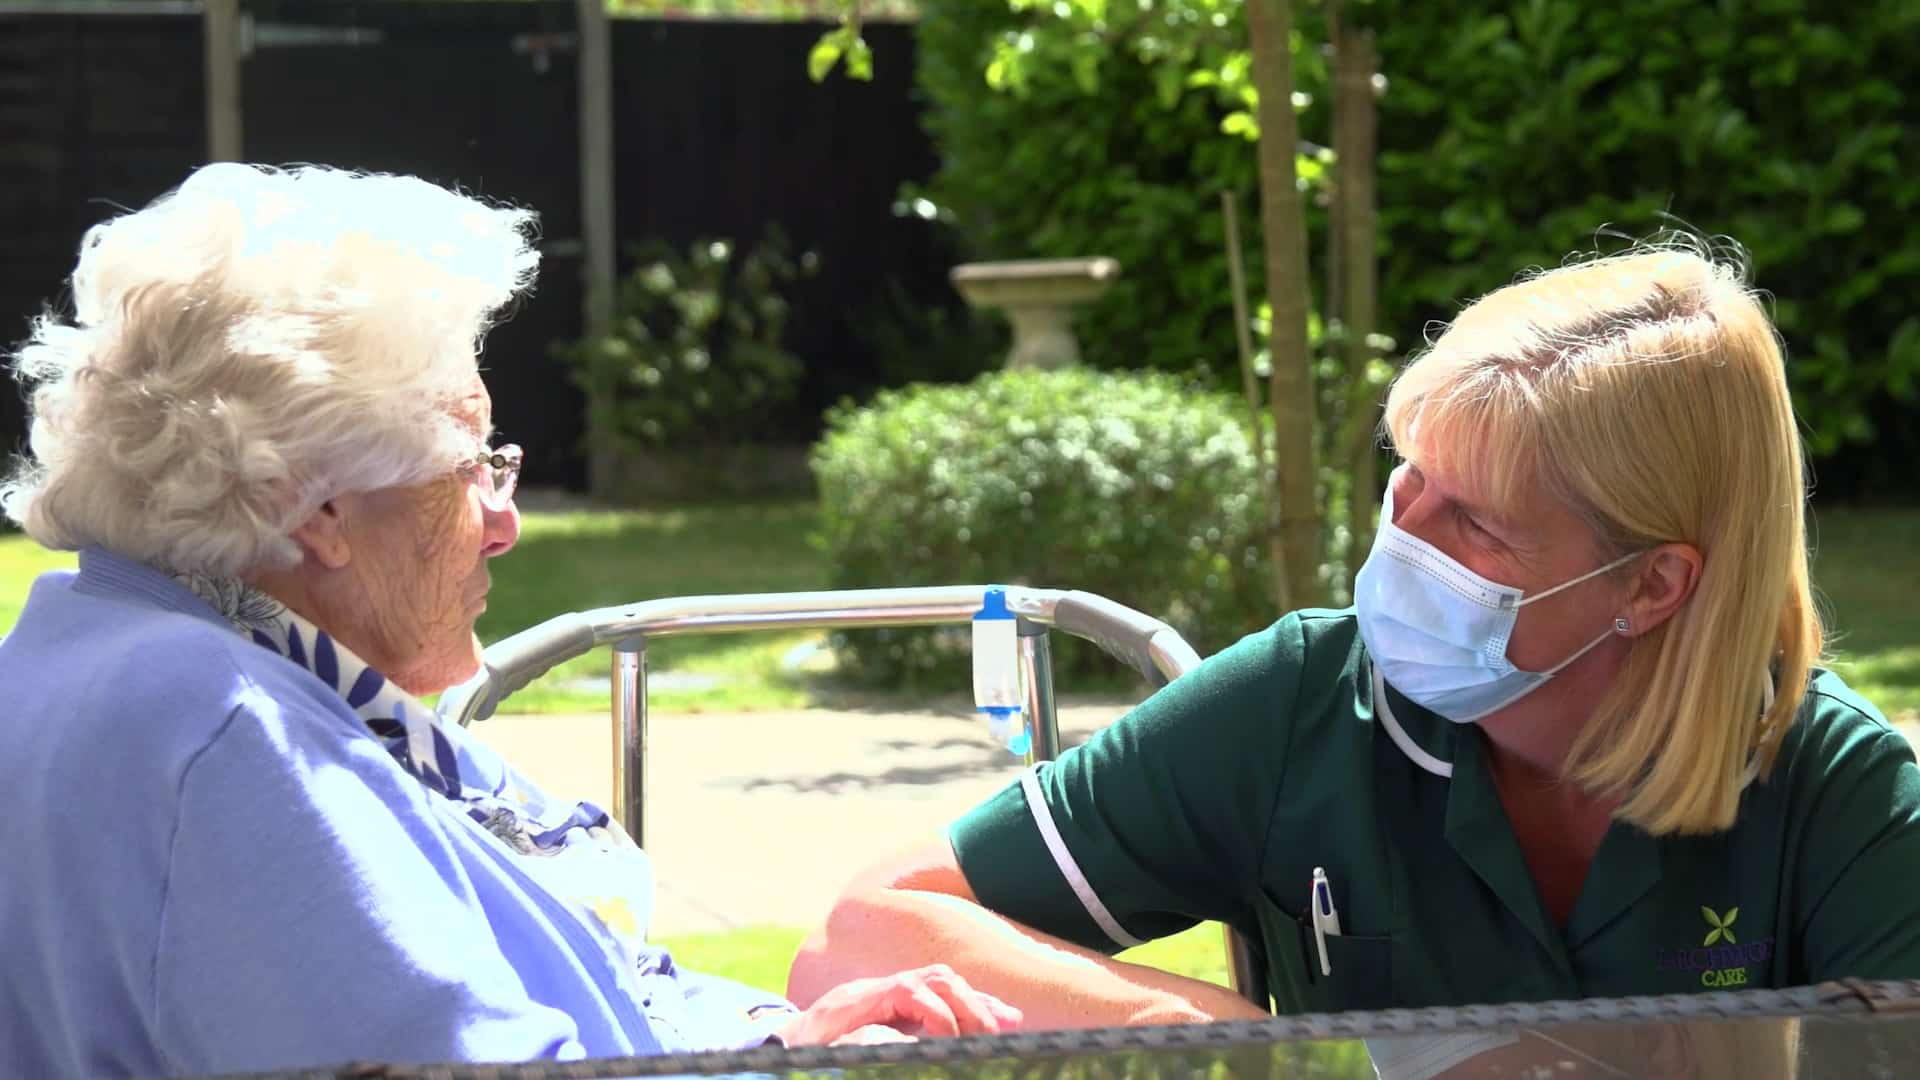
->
xmin=1382 ymin=242 xmax=1821 ymax=835
xmin=1 ymin=163 xmax=539 ymax=576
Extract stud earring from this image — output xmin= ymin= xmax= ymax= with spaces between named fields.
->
xmin=1614 ymin=617 xmax=1632 ymax=634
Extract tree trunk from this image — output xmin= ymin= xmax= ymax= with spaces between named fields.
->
xmin=1331 ymin=18 xmax=1381 ymax=587
xmin=1222 ymin=192 xmax=1290 ymax=612
xmin=1246 ymin=0 xmax=1324 ymax=610
xmin=578 ymin=0 xmax=619 ymax=501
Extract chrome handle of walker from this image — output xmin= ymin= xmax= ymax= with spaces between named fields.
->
xmin=436 ymin=585 xmax=1202 ymax=728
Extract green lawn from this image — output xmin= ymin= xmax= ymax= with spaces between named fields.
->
xmin=8 ymin=500 xmax=1911 ymax=721
xmin=0 ymin=503 xmax=835 ymax=714
xmin=454 ymin=501 xmax=1920 ymax=723
xmin=1810 ymin=506 xmax=1920 ymax=724
xmin=472 ymin=502 xmax=831 ymax=712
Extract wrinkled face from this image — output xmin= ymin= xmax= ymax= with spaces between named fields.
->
xmin=329 ymin=386 xmax=520 ymax=694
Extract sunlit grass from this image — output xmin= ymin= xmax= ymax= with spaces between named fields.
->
xmin=1811 ymin=506 xmax=1920 ymax=724
xmin=503 ymin=631 xmax=824 ymax=713
xmin=474 ymin=501 xmax=831 ymax=713
xmin=5 ymin=503 xmax=1917 ymax=722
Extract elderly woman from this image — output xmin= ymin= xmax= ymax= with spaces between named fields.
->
xmin=0 ymin=164 xmax=1017 ymax=1078
xmin=788 ymin=246 xmax=1920 ymax=1068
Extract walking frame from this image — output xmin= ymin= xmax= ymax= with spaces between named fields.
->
xmin=437 ymin=584 xmax=1271 ymax=1009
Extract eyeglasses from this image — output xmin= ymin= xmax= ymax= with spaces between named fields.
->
xmin=466 ymin=443 xmax=523 ymax=511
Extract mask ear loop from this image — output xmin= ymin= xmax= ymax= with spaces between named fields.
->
xmin=1506 ymin=599 xmax=1638 ymax=685
xmin=1516 ymin=549 xmax=1644 ymax=608
xmin=1511 ymin=556 xmax=1641 ymax=677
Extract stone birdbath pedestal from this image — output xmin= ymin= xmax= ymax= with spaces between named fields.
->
xmin=949 ymin=257 xmax=1121 ymax=369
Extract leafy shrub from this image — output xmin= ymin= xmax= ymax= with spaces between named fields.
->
xmin=812 ymin=368 xmax=1273 ymax=687
xmin=912 ymin=0 xmax=1920 ymax=494
xmin=560 ymin=230 xmax=819 ymax=450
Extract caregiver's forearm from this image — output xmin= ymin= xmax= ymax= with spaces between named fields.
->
xmin=787 ymin=888 xmax=1267 ymax=1030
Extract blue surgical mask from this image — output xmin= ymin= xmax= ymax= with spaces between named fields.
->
xmin=1354 ymin=475 xmax=1636 ymax=723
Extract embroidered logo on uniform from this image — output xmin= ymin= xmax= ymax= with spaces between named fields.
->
xmin=1701 ymin=906 xmax=1738 ymax=946
xmin=1656 ymin=904 xmax=1774 ymax=988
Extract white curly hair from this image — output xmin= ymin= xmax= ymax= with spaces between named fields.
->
xmin=1 ymin=163 xmax=539 ymax=576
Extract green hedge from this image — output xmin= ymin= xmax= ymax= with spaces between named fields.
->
xmin=811 ymin=369 xmax=1272 ymax=686
xmin=912 ymin=0 xmax=1920 ymax=495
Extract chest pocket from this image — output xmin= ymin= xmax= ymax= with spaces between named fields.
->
xmin=1252 ymin=889 xmax=1394 ymax=1014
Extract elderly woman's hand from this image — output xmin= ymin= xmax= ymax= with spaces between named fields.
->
xmin=778 ymin=963 xmax=1022 ymax=1046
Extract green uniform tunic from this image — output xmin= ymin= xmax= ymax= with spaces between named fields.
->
xmin=951 ymin=609 xmax=1920 ymax=1014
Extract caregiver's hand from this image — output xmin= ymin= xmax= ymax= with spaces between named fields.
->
xmin=779 ymin=963 xmax=1023 ymax=1046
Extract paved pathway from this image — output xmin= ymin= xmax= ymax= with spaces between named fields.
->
xmin=467 ymin=698 xmax=1136 ymax=936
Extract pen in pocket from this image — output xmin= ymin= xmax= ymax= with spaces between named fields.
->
xmin=1309 ymin=866 xmax=1343 ymax=977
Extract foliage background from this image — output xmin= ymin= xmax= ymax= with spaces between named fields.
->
xmin=910 ymin=0 xmax=1920 ymax=497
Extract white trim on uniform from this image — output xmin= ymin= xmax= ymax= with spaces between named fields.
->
xmin=1019 ymin=765 xmax=1148 ymax=950
xmin=1372 ymin=663 xmax=1454 ymax=778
